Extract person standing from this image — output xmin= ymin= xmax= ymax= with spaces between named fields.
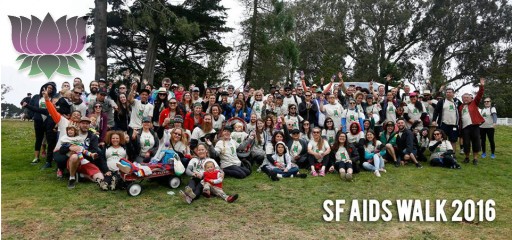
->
xmin=432 ymin=87 xmax=462 ymax=153
xmin=459 ymin=78 xmax=486 ymax=165
xmin=479 ymin=98 xmax=497 ymax=159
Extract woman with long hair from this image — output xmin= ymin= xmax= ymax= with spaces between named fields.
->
xmin=321 ymin=117 xmax=337 ymax=146
xmin=231 ymin=99 xmax=252 ymax=122
xmin=301 ymin=120 xmax=313 ymax=141
xmin=362 ymin=130 xmax=386 ymax=177
xmin=88 ymin=103 xmax=108 ymax=144
xmin=307 ymin=127 xmax=331 ymax=176
xmin=429 ymin=129 xmax=461 ymax=169
xmin=329 ymin=131 xmax=358 ymax=181
xmin=209 ymin=104 xmax=225 ymax=132
xmin=114 ymin=93 xmax=130 ymax=131
xmin=180 ymin=91 xmax=193 ymax=112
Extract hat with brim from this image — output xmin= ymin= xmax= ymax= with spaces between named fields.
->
xmin=315 ymin=89 xmax=322 ymax=93
xmin=158 ymin=87 xmax=167 ymax=94
xmin=80 ymin=117 xmax=91 ymax=123
xmin=290 ymin=129 xmax=301 ymax=134
xmin=142 ymin=117 xmax=151 ymax=123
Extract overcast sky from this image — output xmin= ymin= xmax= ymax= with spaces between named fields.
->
xmin=0 ymin=0 xmax=244 ymax=105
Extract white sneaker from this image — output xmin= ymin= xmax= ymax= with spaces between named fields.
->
xmin=379 ymin=168 xmax=387 ymax=173
xmin=374 ymin=170 xmax=381 ymax=177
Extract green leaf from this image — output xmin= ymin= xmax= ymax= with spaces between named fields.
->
xmin=16 ymin=54 xmax=28 ymax=61
xmin=56 ymin=56 xmax=71 ymax=75
xmin=37 ymin=55 xmax=59 ymax=79
xmin=71 ymin=54 xmax=83 ymax=61
xmin=18 ymin=56 xmax=34 ymax=70
xmin=66 ymin=56 xmax=81 ymax=70
xmin=28 ymin=56 xmax=42 ymax=76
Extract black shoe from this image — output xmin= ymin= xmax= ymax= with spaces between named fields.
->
xmin=454 ymin=163 xmax=461 ymax=169
xmin=394 ymin=161 xmax=400 ymax=167
xmin=67 ymin=179 xmax=76 ymax=189
xmin=416 ymin=163 xmax=423 ymax=169
xmin=40 ymin=162 xmax=52 ymax=170
xmin=473 ymin=159 xmax=478 ymax=165
xmin=296 ymin=173 xmax=307 ymax=178
xmin=270 ymin=172 xmax=280 ymax=181
xmin=463 ymin=158 xmax=470 ymax=164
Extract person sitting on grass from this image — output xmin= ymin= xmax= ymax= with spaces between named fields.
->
xmin=210 ymin=125 xmax=251 ymax=179
xmin=308 ymin=127 xmax=331 ymax=177
xmin=379 ymin=121 xmax=398 ymax=166
xmin=429 ymin=129 xmax=461 ymax=169
xmin=102 ymin=130 xmax=128 ymax=190
xmin=396 ymin=118 xmax=423 ymax=169
xmin=329 ymin=131 xmax=358 ymax=181
xmin=181 ymin=143 xmax=219 ymax=204
xmin=60 ymin=126 xmax=99 ymax=163
xmin=200 ymin=161 xmax=239 ymax=203
xmin=261 ymin=141 xmax=306 ymax=181
xmin=362 ymin=130 xmax=387 ymax=177
xmin=43 ymin=88 xmax=109 ymax=189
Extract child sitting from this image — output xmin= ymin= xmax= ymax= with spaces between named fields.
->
xmin=60 ymin=126 xmax=98 ymax=164
xmin=230 ymin=122 xmax=248 ymax=144
xmin=201 ymin=161 xmax=238 ymax=203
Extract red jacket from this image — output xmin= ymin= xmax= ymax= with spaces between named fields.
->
xmin=184 ymin=112 xmax=204 ymax=132
xmin=203 ymin=170 xmax=222 ymax=188
xmin=458 ymin=85 xmax=485 ymax=128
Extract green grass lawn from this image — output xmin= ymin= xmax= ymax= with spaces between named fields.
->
xmin=2 ymin=119 xmax=511 ymax=239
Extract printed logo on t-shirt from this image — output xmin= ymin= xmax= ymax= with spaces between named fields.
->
xmin=350 ymin=115 xmax=355 ymax=122
xmin=334 ymin=110 xmax=339 ymax=117
xmin=340 ymin=152 xmax=347 ymax=160
xmin=449 ymin=104 xmax=455 ymax=111
xmin=293 ymin=145 xmax=299 ymax=153
xmin=144 ymin=139 xmax=150 ymax=147
xmin=231 ymin=146 xmax=235 ymax=155
xmin=388 ymin=106 xmax=394 ymax=112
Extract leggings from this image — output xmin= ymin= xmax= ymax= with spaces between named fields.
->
xmin=480 ymin=128 xmax=495 ymax=154
xmin=308 ymin=155 xmax=329 ymax=170
xmin=45 ymin=130 xmax=58 ymax=163
xmin=187 ymin=177 xmax=203 ymax=200
xmin=462 ymin=125 xmax=481 ymax=154
xmin=222 ymin=165 xmax=251 ymax=179
xmin=33 ymin=120 xmax=45 ymax=152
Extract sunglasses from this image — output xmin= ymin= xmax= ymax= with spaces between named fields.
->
xmin=119 ymin=87 xmax=126 ymax=89
xmin=74 ymin=91 xmax=81 ymax=95
xmin=305 ymin=95 xmax=312 ymax=97
xmin=158 ymin=93 xmax=167 ymax=96
xmin=350 ymin=102 xmax=356 ymax=105
xmin=94 ymin=105 xmax=102 ymax=108
xmin=313 ymin=131 xmax=320 ymax=134
xmin=484 ymin=101 xmax=490 ymax=103
xmin=327 ymin=121 xmax=333 ymax=123
xmin=170 ymin=102 xmax=177 ymax=105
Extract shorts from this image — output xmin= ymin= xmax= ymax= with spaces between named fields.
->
xmin=67 ymin=161 xmax=101 ymax=177
xmin=440 ymin=123 xmax=459 ymax=142
xmin=335 ymin=161 xmax=353 ymax=171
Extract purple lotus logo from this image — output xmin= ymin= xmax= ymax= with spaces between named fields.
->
xmin=8 ymin=13 xmax=87 ymax=79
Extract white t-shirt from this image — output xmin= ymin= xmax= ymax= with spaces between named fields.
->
xmin=39 ymin=98 xmax=48 ymax=121
xmin=385 ymin=102 xmax=397 ymax=123
xmin=429 ymin=140 xmax=453 ymax=160
xmin=129 ymin=100 xmax=154 ymax=129
xmin=364 ymin=140 xmax=382 ymax=154
xmin=105 ymin=146 xmax=127 ymax=171
xmin=212 ymin=115 xmax=225 ymax=131
xmin=442 ymin=99 xmax=457 ymax=125
xmin=308 ymin=139 xmax=329 ymax=161
xmin=347 ymin=131 xmax=365 ymax=145
xmin=334 ymin=146 xmax=350 ymax=163
xmin=252 ymin=101 xmax=264 ymax=119
xmin=406 ymin=103 xmax=423 ymax=130
xmin=323 ymin=103 xmax=343 ymax=130
xmin=285 ymin=115 xmax=303 ymax=130
xmin=290 ymin=140 xmax=303 ymax=158
xmin=322 ymin=129 xmax=337 ymax=146
xmin=480 ymin=107 xmax=497 ymax=128
xmin=366 ymin=104 xmax=382 ymax=126
xmin=342 ymin=108 xmax=365 ymax=127
xmin=461 ymin=105 xmax=472 ymax=129
xmin=139 ymin=131 xmax=155 ymax=157
xmin=231 ymin=131 xmax=248 ymax=144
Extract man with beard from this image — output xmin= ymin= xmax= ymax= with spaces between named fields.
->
xmin=395 ymin=118 xmax=423 ymax=168
xmin=284 ymin=103 xmax=304 ymax=130
xmin=432 ymin=87 xmax=463 ymax=155
xmin=87 ymin=81 xmax=100 ymax=106
xmin=190 ymin=113 xmax=216 ymax=150
xmin=283 ymin=86 xmax=302 ymax=113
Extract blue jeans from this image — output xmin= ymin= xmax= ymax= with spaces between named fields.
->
xmin=362 ymin=154 xmax=384 ymax=171
xmin=272 ymin=167 xmax=299 ymax=177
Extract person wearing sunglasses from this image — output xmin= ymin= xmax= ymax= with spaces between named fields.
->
xmin=284 ymin=103 xmax=303 ymax=130
xmin=298 ymin=91 xmax=319 ymax=128
xmin=341 ymin=99 xmax=365 ymax=133
xmin=429 ymin=129 xmax=461 ymax=169
xmin=479 ymin=98 xmax=497 ymax=159
xmin=307 ymin=127 xmax=331 ymax=176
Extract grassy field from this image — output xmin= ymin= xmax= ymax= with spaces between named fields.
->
xmin=2 ymin=119 xmax=511 ymax=239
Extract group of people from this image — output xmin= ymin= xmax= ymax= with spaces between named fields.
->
xmin=21 ymin=71 xmax=497 ymax=204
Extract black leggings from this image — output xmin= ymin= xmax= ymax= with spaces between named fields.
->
xmin=308 ymin=155 xmax=329 ymax=169
xmin=33 ymin=120 xmax=45 ymax=152
xmin=462 ymin=125 xmax=481 ymax=154
xmin=187 ymin=177 xmax=203 ymax=200
xmin=45 ymin=130 xmax=57 ymax=163
xmin=222 ymin=165 xmax=251 ymax=179
xmin=480 ymin=128 xmax=495 ymax=154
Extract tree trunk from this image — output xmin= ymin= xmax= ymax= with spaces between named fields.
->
xmin=244 ymin=0 xmax=259 ymax=89
xmin=94 ymin=0 xmax=108 ymax=81
xmin=142 ymin=32 xmax=158 ymax=85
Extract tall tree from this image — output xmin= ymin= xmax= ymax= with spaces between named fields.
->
xmin=87 ymin=0 xmax=232 ymax=87
xmin=94 ymin=0 xmax=108 ymax=81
